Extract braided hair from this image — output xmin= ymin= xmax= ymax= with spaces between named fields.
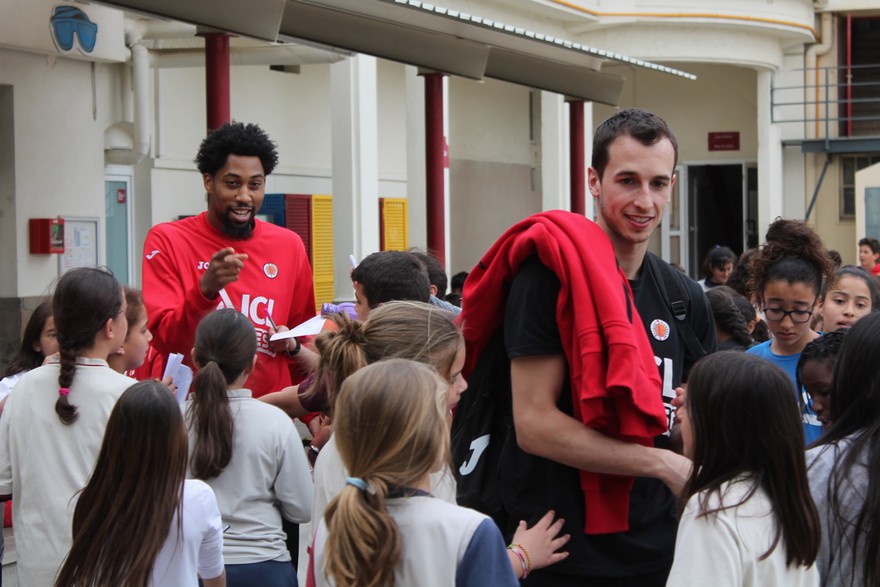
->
xmin=53 ymin=268 xmax=123 ymax=425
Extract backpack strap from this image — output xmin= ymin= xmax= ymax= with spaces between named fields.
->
xmin=645 ymin=252 xmax=708 ymax=362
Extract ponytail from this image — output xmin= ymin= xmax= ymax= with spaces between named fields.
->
xmin=188 ymin=360 xmax=234 ymax=479
xmin=324 ymin=478 xmax=400 ymax=587
xmin=52 ymin=267 xmax=123 ymax=425
xmin=55 ymin=344 xmax=79 ymax=424
xmin=322 ymin=359 xmax=449 ymax=587
xmin=311 ymin=314 xmax=369 ymax=415
xmin=187 ymin=309 xmax=256 ymax=480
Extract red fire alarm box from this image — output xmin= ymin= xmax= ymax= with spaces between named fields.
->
xmin=29 ymin=218 xmax=65 ymax=254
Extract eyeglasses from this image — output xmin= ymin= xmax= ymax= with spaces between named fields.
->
xmin=763 ymin=306 xmax=814 ymax=324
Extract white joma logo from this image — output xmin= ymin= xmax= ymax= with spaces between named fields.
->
xmin=146 ymin=250 xmax=160 ymax=260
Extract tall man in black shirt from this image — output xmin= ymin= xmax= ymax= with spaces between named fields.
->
xmin=454 ymin=110 xmax=712 ymax=586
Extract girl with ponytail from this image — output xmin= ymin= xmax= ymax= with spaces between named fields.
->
xmin=310 ymin=359 xmax=519 ymax=587
xmin=310 ymin=301 xmax=569 ymax=581
xmin=0 ymin=267 xmax=133 ymax=585
xmin=186 ymin=308 xmax=313 ymax=586
xmin=55 ymin=381 xmax=226 ymax=586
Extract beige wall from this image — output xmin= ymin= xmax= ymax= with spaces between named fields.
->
xmin=0 ymin=48 xmax=124 ymax=298
xmin=596 ymin=62 xmax=758 ymax=164
xmin=448 ymin=77 xmax=539 ymax=272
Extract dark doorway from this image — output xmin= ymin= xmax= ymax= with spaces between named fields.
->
xmin=687 ymin=164 xmax=749 ymax=277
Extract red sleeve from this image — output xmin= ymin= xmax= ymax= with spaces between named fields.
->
xmin=288 ymin=232 xmax=317 ymax=329
xmin=142 ymin=225 xmax=216 ymax=365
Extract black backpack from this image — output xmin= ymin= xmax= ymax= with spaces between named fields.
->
xmin=643 ymin=252 xmax=709 ymax=365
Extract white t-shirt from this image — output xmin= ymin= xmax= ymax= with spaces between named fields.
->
xmin=0 ymin=372 xmax=25 ymax=404
xmin=312 ymin=434 xmax=457 ymax=526
xmin=150 ymin=480 xmax=225 ymax=586
xmin=186 ymin=389 xmax=313 ymax=564
xmin=666 ymin=477 xmax=819 ymax=587
xmin=0 ymin=358 xmax=135 ymax=586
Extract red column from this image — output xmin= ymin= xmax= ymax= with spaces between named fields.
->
xmin=204 ymin=33 xmax=231 ymax=131
xmin=568 ymin=99 xmax=586 ymax=216
xmin=423 ymin=72 xmax=446 ymax=266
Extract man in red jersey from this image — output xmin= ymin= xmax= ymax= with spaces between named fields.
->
xmin=142 ymin=122 xmax=315 ymax=397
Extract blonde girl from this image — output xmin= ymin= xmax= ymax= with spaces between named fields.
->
xmin=310 ymin=359 xmax=518 ymax=587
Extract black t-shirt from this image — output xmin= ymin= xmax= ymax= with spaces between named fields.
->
xmin=500 ymin=256 xmax=677 ymax=580
xmin=630 ymin=254 xmax=717 ymax=434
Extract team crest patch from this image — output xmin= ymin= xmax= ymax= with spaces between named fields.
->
xmin=650 ymin=319 xmax=670 ymax=341
xmin=263 ymin=263 xmax=279 ymax=279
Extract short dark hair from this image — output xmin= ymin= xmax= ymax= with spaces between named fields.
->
xmin=591 ymin=108 xmax=678 ymax=178
xmin=702 ymin=246 xmax=737 ymax=275
xmin=195 ymin=121 xmax=279 ymax=177
xmin=859 ymin=237 xmax=880 ymax=254
xmin=450 ymin=271 xmax=468 ymax=293
xmin=351 ymin=251 xmax=430 ymax=308
xmin=410 ymin=251 xmax=448 ymax=300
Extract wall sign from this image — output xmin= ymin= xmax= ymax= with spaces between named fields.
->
xmin=708 ymin=132 xmax=740 ymax=152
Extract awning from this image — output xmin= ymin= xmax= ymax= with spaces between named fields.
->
xmin=91 ymin=0 xmax=696 ymax=105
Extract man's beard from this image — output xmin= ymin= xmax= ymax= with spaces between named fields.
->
xmin=220 ymin=214 xmax=255 ymax=240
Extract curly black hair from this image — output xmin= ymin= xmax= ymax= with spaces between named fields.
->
xmin=194 ymin=121 xmax=279 ymax=177
xmin=795 ymin=328 xmax=847 ymax=409
xmin=749 ymin=218 xmax=836 ymax=306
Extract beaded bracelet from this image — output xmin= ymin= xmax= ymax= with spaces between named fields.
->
xmin=507 ymin=543 xmax=531 ymax=579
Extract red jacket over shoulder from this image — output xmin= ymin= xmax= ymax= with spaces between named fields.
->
xmin=459 ymin=210 xmax=666 ymax=534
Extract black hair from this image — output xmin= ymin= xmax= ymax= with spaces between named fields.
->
xmin=4 ymin=301 xmax=53 ymax=377
xmin=815 ymin=312 xmax=880 ymax=586
xmin=749 ymin=219 xmax=836 ymax=306
xmin=350 ymin=251 xmax=431 ymax=308
xmin=410 ymin=251 xmax=448 ymax=300
xmin=54 ymin=268 xmax=123 ymax=425
xmin=450 ymin=271 xmax=469 ymax=293
xmin=705 ymin=288 xmax=753 ymax=350
xmin=189 ymin=309 xmax=257 ymax=479
xmin=859 ymin=237 xmax=880 ymax=255
xmin=821 ymin=265 xmax=880 ymax=310
xmin=684 ymin=351 xmax=821 ymax=567
xmin=727 ymin=249 xmax=757 ymax=299
xmin=795 ymin=328 xmax=846 ymax=412
xmin=194 ymin=121 xmax=279 ymax=177
xmin=591 ymin=108 xmax=678 ymax=178
xmin=828 ymin=249 xmax=842 ymax=268
xmin=702 ymin=246 xmax=737 ymax=276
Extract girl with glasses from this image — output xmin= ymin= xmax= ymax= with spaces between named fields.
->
xmin=745 ymin=219 xmax=836 ymax=444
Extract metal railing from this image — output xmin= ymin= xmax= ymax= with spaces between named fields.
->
xmin=772 ymin=63 xmax=880 ymax=140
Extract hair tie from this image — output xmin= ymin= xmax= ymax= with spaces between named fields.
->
xmin=345 ymin=477 xmax=368 ymax=492
xmin=58 ymin=387 xmax=70 ymax=396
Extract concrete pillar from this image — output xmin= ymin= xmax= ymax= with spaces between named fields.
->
xmin=757 ymin=69 xmax=784 ymax=235
xmin=540 ymin=91 xmax=568 ymax=212
xmin=331 ymin=55 xmax=379 ymax=300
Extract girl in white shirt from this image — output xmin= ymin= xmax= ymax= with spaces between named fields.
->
xmin=0 ymin=267 xmax=133 ymax=586
xmin=667 ymin=351 xmax=821 ymax=587
xmin=55 ymin=380 xmax=225 ymax=586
